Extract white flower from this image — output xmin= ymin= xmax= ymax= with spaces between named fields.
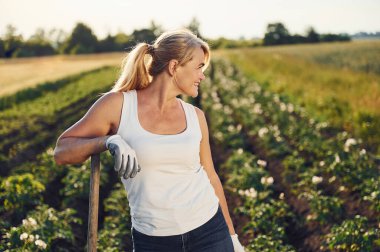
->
xmin=273 ymin=95 xmax=280 ymax=103
xmin=258 ymin=127 xmax=269 ymax=138
xmin=215 ymin=132 xmax=223 ymax=141
xmin=28 ymin=217 xmax=37 ymax=226
xmin=328 ymin=176 xmax=336 ymax=183
xmin=267 ymin=176 xmax=274 ymax=184
xmin=20 ymin=232 xmax=28 ymax=241
xmin=257 ymin=159 xmax=267 ymax=167
xmin=261 ymin=176 xmax=274 ymax=185
xmin=236 ymin=124 xmax=242 ymax=131
xmin=306 ymin=214 xmax=316 ymax=221
xmin=260 ymin=177 xmax=265 ymax=184
xmin=35 ymin=239 xmax=47 ymax=249
xmin=253 ymin=104 xmax=262 ymax=114
xmin=371 ymin=191 xmax=377 ymax=198
xmin=335 ymin=154 xmax=341 ymax=163
xmin=279 ymin=192 xmax=284 ymax=200
xmin=360 ymin=149 xmax=366 ymax=156
xmin=280 ymin=103 xmax=287 ymax=111
xmin=46 ymin=147 xmax=54 ymax=156
xmin=237 ymin=148 xmax=243 ymax=155
xmin=312 ymin=176 xmax=323 ymax=184
xmin=22 ymin=217 xmax=37 ymax=227
xmin=246 ymin=188 xmax=258 ymax=198
xmin=212 ymin=103 xmax=222 ymax=110
xmin=48 ymin=208 xmax=58 ymax=221
xmin=339 ymin=186 xmax=346 ymax=192
xmin=28 ymin=234 xmax=35 ymax=242
xmin=319 ymin=161 xmax=325 ymax=167
xmin=223 ymin=105 xmax=233 ymax=115
xmin=344 ymin=138 xmax=357 ymax=152
xmin=287 ymin=104 xmax=294 ymax=113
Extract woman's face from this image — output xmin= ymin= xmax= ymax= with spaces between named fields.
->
xmin=174 ymin=47 xmax=206 ymax=98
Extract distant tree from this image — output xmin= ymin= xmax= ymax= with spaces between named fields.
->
xmin=306 ymin=27 xmax=320 ymax=43
xmin=130 ymin=28 xmax=156 ymax=46
xmin=3 ymin=24 xmax=23 ymax=57
xmin=62 ymin=22 xmax=98 ymax=54
xmin=149 ymin=20 xmax=164 ymax=37
xmin=13 ymin=28 xmax=56 ymax=57
xmin=263 ymin=22 xmax=291 ymax=45
xmin=114 ymin=32 xmax=131 ymax=51
xmin=0 ymin=39 xmax=5 ymax=57
xmin=186 ymin=17 xmax=201 ymax=36
xmin=47 ymin=28 xmax=67 ymax=51
xmin=97 ymin=34 xmax=118 ymax=52
xmin=320 ymin=33 xmax=350 ymax=42
xmin=289 ymin=34 xmax=308 ymax=44
xmin=28 ymin=28 xmax=49 ymax=43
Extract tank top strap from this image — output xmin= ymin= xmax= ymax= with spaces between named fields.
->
xmin=178 ymin=99 xmax=202 ymax=138
xmin=117 ymin=90 xmax=137 ymax=135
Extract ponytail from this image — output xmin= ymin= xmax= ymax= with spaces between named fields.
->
xmin=110 ymin=43 xmax=153 ymax=92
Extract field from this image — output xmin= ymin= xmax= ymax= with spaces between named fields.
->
xmin=0 ymin=52 xmax=125 ymax=96
xmin=0 ymin=41 xmax=379 ymax=251
xmin=219 ymin=40 xmax=380 ymax=155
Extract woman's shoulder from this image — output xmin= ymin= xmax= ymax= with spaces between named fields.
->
xmin=98 ymin=91 xmax=124 ymax=106
xmin=177 ymin=98 xmax=205 ymax=121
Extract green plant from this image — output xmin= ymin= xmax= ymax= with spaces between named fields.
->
xmin=0 ymin=174 xmax=45 ymax=213
xmin=0 ymin=204 xmax=81 ymax=251
xmin=247 ymin=234 xmax=296 ymax=252
xmin=299 ymin=190 xmax=344 ymax=225
xmin=323 ymin=215 xmax=380 ymax=252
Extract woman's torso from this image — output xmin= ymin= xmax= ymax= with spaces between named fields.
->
xmin=107 ymin=89 xmax=220 ymax=236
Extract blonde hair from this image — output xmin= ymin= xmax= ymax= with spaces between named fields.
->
xmin=110 ymin=28 xmax=211 ymax=92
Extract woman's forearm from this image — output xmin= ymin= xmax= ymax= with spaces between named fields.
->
xmin=211 ymin=175 xmax=236 ymax=235
xmin=54 ymin=136 xmax=110 ymax=165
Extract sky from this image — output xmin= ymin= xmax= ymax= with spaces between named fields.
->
xmin=1 ymin=0 xmax=379 ymax=40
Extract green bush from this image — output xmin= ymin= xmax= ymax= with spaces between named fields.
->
xmin=323 ymin=215 xmax=380 ymax=252
xmin=0 ymin=204 xmax=81 ymax=251
xmin=0 ymin=174 xmax=45 ymax=213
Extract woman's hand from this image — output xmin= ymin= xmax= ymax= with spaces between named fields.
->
xmin=106 ymin=135 xmax=141 ymax=179
xmin=231 ymin=234 xmax=245 ymax=252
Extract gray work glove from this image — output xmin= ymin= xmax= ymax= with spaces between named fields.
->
xmin=105 ymin=135 xmax=141 ymax=179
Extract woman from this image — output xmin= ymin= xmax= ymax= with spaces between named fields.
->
xmin=54 ymin=28 xmax=245 ymax=252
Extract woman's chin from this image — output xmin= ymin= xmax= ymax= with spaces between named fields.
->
xmin=191 ymin=90 xmax=199 ymax=98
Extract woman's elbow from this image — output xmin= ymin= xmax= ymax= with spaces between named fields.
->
xmin=53 ymin=146 xmax=66 ymax=165
xmin=53 ymin=144 xmax=87 ymax=165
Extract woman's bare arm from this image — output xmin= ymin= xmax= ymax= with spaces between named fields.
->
xmin=195 ymin=106 xmax=237 ymax=236
xmin=54 ymin=92 xmax=123 ymax=165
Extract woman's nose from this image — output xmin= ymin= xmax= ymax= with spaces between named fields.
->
xmin=200 ymin=72 xmax=205 ymax=80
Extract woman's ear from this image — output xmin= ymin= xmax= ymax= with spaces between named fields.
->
xmin=168 ymin=59 xmax=179 ymax=76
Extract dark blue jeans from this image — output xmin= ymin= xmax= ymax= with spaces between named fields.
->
xmin=131 ymin=205 xmax=234 ymax=252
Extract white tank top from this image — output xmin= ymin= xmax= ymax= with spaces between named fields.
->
xmin=116 ymin=89 xmax=220 ymax=236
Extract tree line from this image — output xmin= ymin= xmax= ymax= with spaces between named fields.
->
xmin=0 ymin=20 xmax=351 ymax=58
